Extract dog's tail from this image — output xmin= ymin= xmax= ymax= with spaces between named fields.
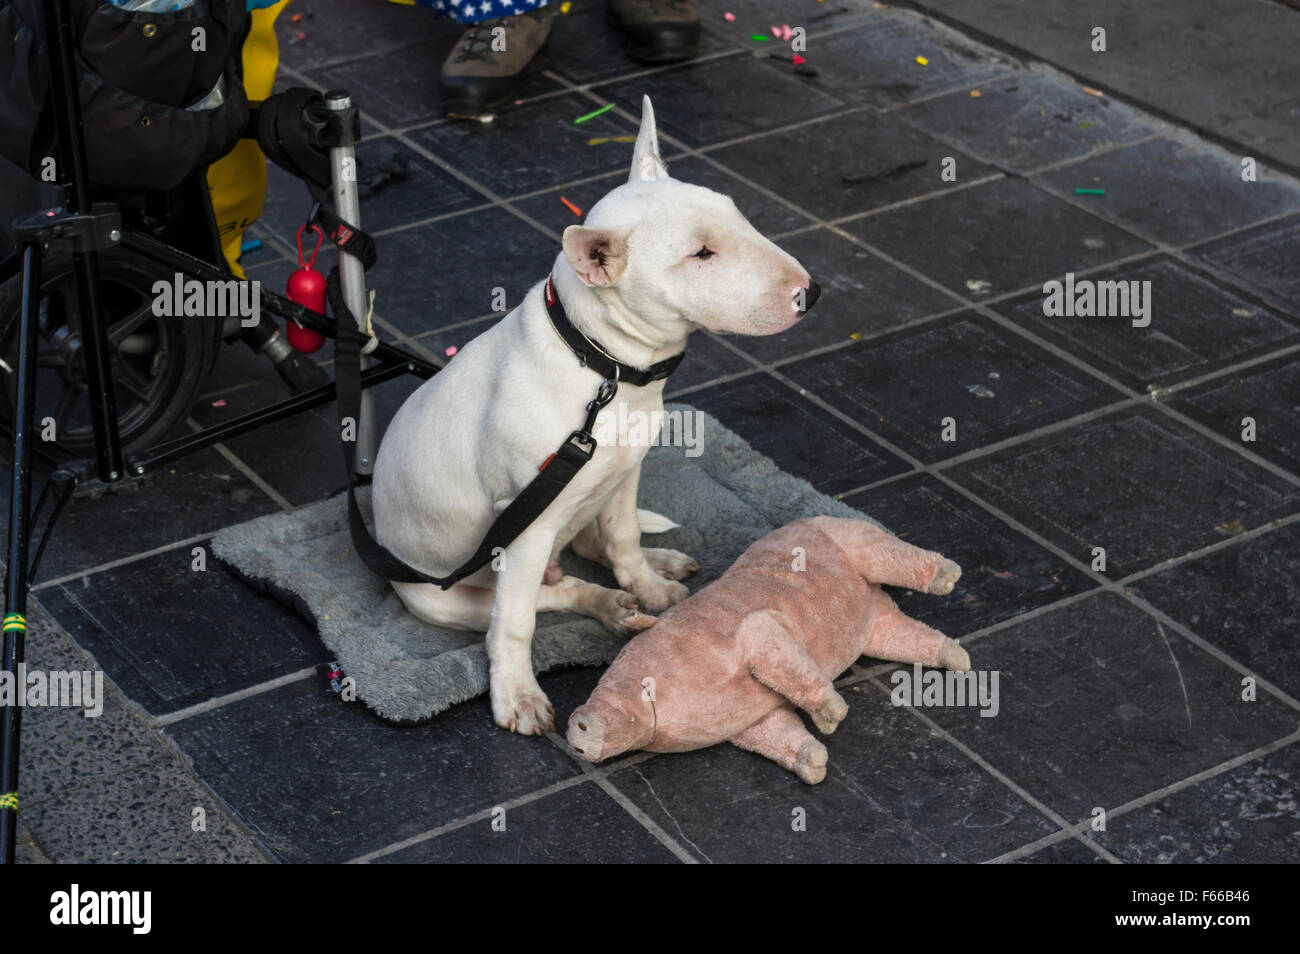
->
xmin=636 ymin=509 xmax=679 ymax=534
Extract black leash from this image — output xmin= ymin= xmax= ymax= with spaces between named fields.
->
xmin=331 ymin=268 xmax=685 ymax=590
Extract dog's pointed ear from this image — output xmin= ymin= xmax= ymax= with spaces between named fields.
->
xmin=562 ymin=225 xmax=631 ymax=287
xmin=629 ymin=95 xmax=668 ymax=183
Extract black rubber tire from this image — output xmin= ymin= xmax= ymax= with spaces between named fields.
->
xmin=0 ymin=245 xmax=224 ymax=467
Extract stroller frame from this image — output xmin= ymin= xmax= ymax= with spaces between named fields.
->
xmin=0 ymin=0 xmax=442 ymax=863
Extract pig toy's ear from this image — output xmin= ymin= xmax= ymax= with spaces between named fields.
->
xmin=629 ymin=95 xmax=669 ymax=183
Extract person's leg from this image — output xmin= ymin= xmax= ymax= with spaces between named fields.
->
xmin=207 ymin=1 xmax=326 ymax=391
xmin=434 ymin=1 xmax=554 ymax=119
xmin=607 ymin=0 xmax=700 ymax=63
xmin=206 ymin=0 xmax=291 ymax=281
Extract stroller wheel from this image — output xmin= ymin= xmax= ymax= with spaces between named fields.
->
xmin=0 ymin=245 xmax=222 ymax=469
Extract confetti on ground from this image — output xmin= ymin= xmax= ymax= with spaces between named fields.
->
xmin=849 ymin=332 xmax=863 ymax=341
xmin=296 ymin=31 xmax=305 ymax=40
xmin=291 ymin=12 xmax=302 ymax=22
xmin=240 ymin=237 xmax=262 ymax=253
xmin=969 ymin=89 xmax=981 ymax=97
xmin=388 ymin=0 xmax=415 ymax=5
xmin=724 ymin=11 xmax=735 ymax=21
xmin=751 ymin=34 xmax=769 ymax=42
xmin=966 ymin=279 xmax=992 ymax=294
xmin=445 ymin=346 xmax=458 ymax=357
xmin=1081 ymin=86 xmax=1104 ymax=97
xmin=915 ymin=55 xmax=928 ymax=66
xmin=1074 ymin=187 xmax=1106 ymax=195
xmin=588 ymin=135 xmax=637 ymax=145
xmin=560 ymin=195 xmax=583 ymax=216
xmin=560 ymin=1 xmax=571 ymax=11
xmin=212 ymin=399 xmax=227 ymax=408
xmin=793 ymin=54 xmax=806 ymax=65
xmin=573 ymin=102 xmax=615 ymax=124
xmin=1079 ymin=122 xmax=1094 ymax=128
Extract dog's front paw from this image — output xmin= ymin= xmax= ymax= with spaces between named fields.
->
xmin=626 ymin=574 xmax=690 ymax=614
xmin=490 ymin=674 xmax=556 ymax=736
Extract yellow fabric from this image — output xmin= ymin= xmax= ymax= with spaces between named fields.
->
xmin=206 ymin=1 xmax=292 ymax=279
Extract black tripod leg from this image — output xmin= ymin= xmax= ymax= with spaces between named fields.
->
xmin=0 ymin=244 xmax=43 ymax=864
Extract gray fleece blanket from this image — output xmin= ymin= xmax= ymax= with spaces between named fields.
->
xmin=212 ymin=405 xmax=878 ymax=724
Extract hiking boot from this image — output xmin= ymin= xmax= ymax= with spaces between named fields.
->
xmin=440 ymin=7 xmax=553 ymax=119
xmin=608 ymin=0 xmax=700 ymax=63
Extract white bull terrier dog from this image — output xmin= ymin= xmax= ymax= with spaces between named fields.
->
xmin=372 ymin=95 xmax=821 ymax=735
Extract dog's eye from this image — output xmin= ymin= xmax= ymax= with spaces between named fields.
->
xmin=691 ymin=246 xmax=715 ymax=260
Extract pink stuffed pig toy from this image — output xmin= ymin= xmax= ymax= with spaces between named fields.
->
xmin=566 ymin=516 xmax=970 ymax=783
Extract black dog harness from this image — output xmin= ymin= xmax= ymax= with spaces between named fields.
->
xmin=336 ymin=272 xmax=685 ymax=590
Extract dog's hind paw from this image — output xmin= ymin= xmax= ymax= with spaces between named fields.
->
xmin=600 ymin=588 xmax=658 ymax=637
xmin=626 ymin=574 xmax=689 ymax=614
xmin=643 ymin=547 xmax=700 ymax=581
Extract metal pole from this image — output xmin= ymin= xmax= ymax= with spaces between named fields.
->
xmin=0 ymin=244 xmax=43 ymax=864
xmin=325 ymin=91 xmax=376 ymax=475
xmin=42 ymin=0 xmax=124 ymax=483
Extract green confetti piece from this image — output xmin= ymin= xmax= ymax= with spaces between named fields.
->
xmin=573 ymin=102 xmax=616 ymax=125
xmin=1078 ymin=122 xmax=1094 ymax=128
xmin=751 ymin=34 xmax=769 ymax=42
xmin=1074 ymin=187 xmax=1106 ymax=195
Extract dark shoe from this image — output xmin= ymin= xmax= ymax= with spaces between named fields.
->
xmin=608 ymin=0 xmax=700 ymax=63
xmin=440 ymin=8 xmax=553 ymax=119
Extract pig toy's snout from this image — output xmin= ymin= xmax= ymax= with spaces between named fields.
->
xmin=795 ymin=280 xmax=822 ymax=316
xmin=566 ymin=709 xmax=606 ymax=762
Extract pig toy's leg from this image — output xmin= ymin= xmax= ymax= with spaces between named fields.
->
xmin=739 ymin=610 xmax=849 ymax=735
xmin=809 ymin=516 xmax=962 ymax=594
xmin=865 ymin=595 xmax=971 ymax=671
xmin=732 ymin=706 xmax=829 ymax=784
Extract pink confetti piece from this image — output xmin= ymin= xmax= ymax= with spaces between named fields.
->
xmin=771 ymin=24 xmax=781 ymax=36
xmin=445 ymin=346 xmax=458 ymax=357
xmin=211 ymin=399 xmax=227 ymax=407
xmin=724 ymin=12 xmax=735 ymax=21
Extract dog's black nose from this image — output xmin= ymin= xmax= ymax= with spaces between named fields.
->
xmin=800 ymin=280 xmax=822 ymax=313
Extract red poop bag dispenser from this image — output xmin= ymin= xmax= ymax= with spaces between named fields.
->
xmin=285 ymin=224 xmax=328 ymax=354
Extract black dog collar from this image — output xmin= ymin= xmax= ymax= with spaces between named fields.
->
xmin=543 ymin=274 xmax=684 ymax=387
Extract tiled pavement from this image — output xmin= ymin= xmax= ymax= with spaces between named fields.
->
xmin=13 ymin=0 xmax=1300 ymax=863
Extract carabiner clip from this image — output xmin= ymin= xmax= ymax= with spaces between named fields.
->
xmin=580 ymin=376 xmax=619 ymax=439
